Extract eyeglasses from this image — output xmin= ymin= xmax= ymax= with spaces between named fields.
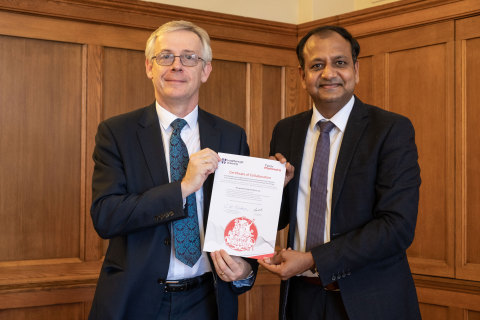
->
xmin=152 ymin=53 xmax=205 ymax=67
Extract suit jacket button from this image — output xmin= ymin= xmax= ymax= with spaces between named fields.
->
xmin=164 ymin=238 xmax=171 ymax=245
xmin=158 ymin=279 xmax=165 ymax=284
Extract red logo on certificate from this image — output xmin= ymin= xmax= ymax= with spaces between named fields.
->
xmin=224 ymin=217 xmax=258 ymax=252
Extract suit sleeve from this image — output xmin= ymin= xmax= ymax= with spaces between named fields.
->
xmin=90 ymin=121 xmax=186 ymax=239
xmin=312 ymin=116 xmax=421 ymax=286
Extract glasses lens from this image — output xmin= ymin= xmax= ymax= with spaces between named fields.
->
xmin=156 ymin=53 xmax=174 ymax=66
xmin=180 ymin=54 xmax=199 ymax=66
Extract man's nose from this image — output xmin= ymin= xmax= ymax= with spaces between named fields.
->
xmin=321 ymin=64 xmax=335 ymax=78
xmin=171 ymin=56 xmax=183 ymax=70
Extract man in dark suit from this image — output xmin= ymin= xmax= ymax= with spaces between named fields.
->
xmin=260 ymin=26 xmax=422 ymax=319
xmin=89 ymin=20 xmax=256 ymax=320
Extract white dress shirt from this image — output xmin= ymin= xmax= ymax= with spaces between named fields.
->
xmin=294 ymin=96 xmax=354 ymax=276
xmin=155 ymin=102 xmax=211 ymax=280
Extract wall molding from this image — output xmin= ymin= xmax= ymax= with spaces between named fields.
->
xmin=0 ymin=0 xmax=297 ymax=49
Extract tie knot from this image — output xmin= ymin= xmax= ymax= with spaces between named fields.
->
xmin=318 ymin=121 xmax=335 ymax=134
xmin=171 ymin=118 xmax=187 ymax=133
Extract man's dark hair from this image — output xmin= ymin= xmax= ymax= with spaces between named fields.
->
xmin=296 ymin=25 xmax=360 ymax=70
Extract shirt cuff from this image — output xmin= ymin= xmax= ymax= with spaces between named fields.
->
xmin=232 ymin=270 xmax=255 ymax=288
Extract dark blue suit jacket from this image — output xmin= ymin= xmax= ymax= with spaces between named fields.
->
xmin=270 ymin=97 xmax=421 ymax=320
xmin=89 ymin=103 xmax=255 ymax=320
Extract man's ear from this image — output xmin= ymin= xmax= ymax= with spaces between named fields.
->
xmin=298 ymin=66 xmax=307 ymax=90
xmin=354 ymin=60 xmax=360 ymax=85
xmin=145 ymin=58 xmax=154 ymax=79
xmin=201 ymin=62 xmax=213 ymax=83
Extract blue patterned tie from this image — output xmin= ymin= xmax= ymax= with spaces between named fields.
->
xmin=306 ymin=121 xmax=335 ymax=251
xmin=170 ymin=118 xmax=201 ymax=267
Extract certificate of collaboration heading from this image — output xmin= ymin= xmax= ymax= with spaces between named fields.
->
xmin=203 ymin=153 xmax=286 ymax=258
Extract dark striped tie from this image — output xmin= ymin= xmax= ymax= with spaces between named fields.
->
xmin=306 ymin=120 xmax=335 ymax=251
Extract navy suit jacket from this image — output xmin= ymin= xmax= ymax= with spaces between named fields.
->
xmin=270 ymin=97 xmax=421 ymax=320
xmin=89 ymin=103 xmax=255 ymax=320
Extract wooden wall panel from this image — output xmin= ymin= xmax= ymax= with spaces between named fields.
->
xmin=247 ymin=64 xmax=283 ymax=158
xmin=0 ymin=303 xmax=84 ymax=320
xmin=199 ymin=59 xmax=247 ymax=129
xmin=261 ymin=65 xmax=283 ymax=158
xmin=212 ymin=40 xmax=297 ymax=67
xmin=388 ymin=41 xmax=455 ymax=277
xmin=0 ymin=35 xmax=83 ymax=262
xmin=284 ymin=66 xmax=310 ymax=117
xmin=85 ymin=44 xmax=104 ymax=262
xmin=416 ymin=277 xmax=480 ymax=316
xmin=0 ymin=0 xmax=297 ymax=315
xmin=354 ymin=23 xmax=456 ymax=278
xmin=248 ymin=63 xmax=263 ymax=157
xmin=1 ymin=0 xmax=480 ymax=318
xmin=0 ymin=10 xmax=149 ymax=51
xmin=244 ymin=284 xmax=281 ymax=320
xmin=102 ymin=47 xmax=154 ymax=120
xmin=455 ymin=15 xmax=480 ymax=282
xmin=241 ymin=270 xmax=281 ymax=320
xmin=469 ymin=310 xmax=480 ymax=320
xmin=464 ymin=37 xmax=480 ymax=265
xmin=355 ymin=55 xmax=374 ymax=105
xmin=419 ymin=303 xmax=450 ymax=320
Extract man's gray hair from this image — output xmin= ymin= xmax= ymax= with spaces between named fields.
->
xmin=145 ymin=20 xmax=212 ymax=63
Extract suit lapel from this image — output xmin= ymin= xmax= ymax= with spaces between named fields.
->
xmin=197 ymin=108 xmax=221 ymax=226
xmin=137 ymin=103 xmax=169 ymax=186
xmin=290 ymin=110 xmax=312 ymax=173
xmin=331 ymin=98 xmax=369 ymax=213
xmin=198 ymin=108 xmax=221 ymax=152
xmin=287 ymin=110 xmax=312 ymax=244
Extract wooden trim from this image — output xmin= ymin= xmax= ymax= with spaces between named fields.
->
xmin=1 ymin=0 xmax=478 ymax=50
xmin=358 ymin=21 xmax=454 ymax=57
xmin=0 ymin=260 xmax=101 ymax=290
xmin=414 ymin=275 xmax=480 ymax=295
xmin=0 ymin=0 xmax=297 ymax=49
xmin=248 ymin=63 xmax=263 ymax=157
xmin=455 ymin=35 xmax=468 ymax=279
xmin=212 ymin=40 xmax=298 ymax=67
xmin=0 ymin=286 xmax=96 ymax=310
xmin=85 ymin=44 xmax=104 ymax=262
xmin=415 ymin=275 xmax=480 ymax=312
xmin=79 ymin=44 xmax=88 ymax=262
xmin=454 ymin=15 xmax=480 ymax=282
xmin=298 ymin=0 xmax=479 ymax=38
xmin=281 ymin=67 xmax=286 ymax=120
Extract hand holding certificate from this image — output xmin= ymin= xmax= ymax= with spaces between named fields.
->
xmin=203 ymin=153 xmax=285 ymax=259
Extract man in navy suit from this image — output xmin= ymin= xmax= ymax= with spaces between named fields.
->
xmin=260 ymin=26 xmax=422 ymax=319
xmin=89 ymin=20 xmax=256 ymax=320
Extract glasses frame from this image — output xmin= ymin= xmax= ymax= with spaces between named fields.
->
xmin=151 ymin=53 xmax=205 ymax=67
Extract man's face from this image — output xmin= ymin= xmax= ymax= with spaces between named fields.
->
xmin=146 ymin=30 xmax=212 ymax=110
xmin=300 ymin=32 xmax=359 ymax=113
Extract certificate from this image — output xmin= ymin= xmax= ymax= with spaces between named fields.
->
xmin=203 ymin=153 xmax=285 ymax=259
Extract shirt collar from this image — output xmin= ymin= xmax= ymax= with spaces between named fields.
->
xmin=155 ymin=101 xmax=199 ymax=132
xmin=310 ymin=96 xmax=355 ymax=133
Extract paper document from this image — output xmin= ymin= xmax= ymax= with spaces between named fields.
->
xmin=203 ymin=153 xmax=285 ymax=259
